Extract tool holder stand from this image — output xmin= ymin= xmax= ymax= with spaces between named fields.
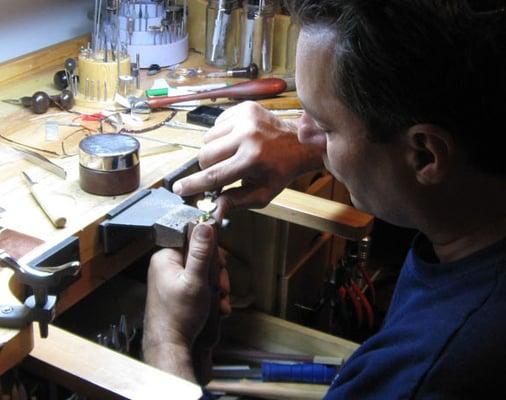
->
xmin=0 ymin=250 xmax=80 ymax=338
xmin=118 ymin=2 xmax=189 ymax=68
xmin=74 ymin=53 xmax=133 ymax=107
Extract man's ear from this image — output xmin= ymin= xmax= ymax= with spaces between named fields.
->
xmin=406 ymin=124 xmax=455 ymax=185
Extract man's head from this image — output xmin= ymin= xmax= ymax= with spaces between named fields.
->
xmin=290 ymin=0 xmax=505 ymax=228
xmin=290 ymin=0 xmax=506 ymax=176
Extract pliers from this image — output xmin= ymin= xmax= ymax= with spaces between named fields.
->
xmin=358 ymin=264 xmax=376 ymax=304
xmin=350 ymin=281 xmax=374 ymax=330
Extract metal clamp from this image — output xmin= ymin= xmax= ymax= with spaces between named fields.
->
xmin=0 ymin=250 xmax=80 ymax=338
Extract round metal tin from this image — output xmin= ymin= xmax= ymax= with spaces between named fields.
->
xmin=79 ymin=133 xmax=140 ymax=172
xmin=78 ymin=134 xmax=141 ymax=196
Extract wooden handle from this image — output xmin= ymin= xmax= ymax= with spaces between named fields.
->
xmin=30 ymin=184 xmax=67 ymax=228
xmin=148 ymin=78 xmax=287 ymax=109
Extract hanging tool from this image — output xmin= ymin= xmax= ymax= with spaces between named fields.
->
xmin=357 ymin=236 xmax=375 ymax=303
xmin=336 ymin=242 xmax=375 ymax=330
xmin=129 ymin=78 xmax=286 ymax=119
xmin=22 ymin=171 xmax=67 ymax=229
xmin=2 ymin=90 xmax=74 ymax=114
xmin=294 ymin=237 xmax=376 ymax=337
xmin=0 ymin=249 xmax=80 ymax=338
xmin=350 ymin=281 xmax=374 ymax=329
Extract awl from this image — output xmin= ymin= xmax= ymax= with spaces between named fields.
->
xmin=22 ymin=171 xmax=67 ymax=228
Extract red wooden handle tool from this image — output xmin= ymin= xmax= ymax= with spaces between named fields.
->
xmin=147 ymin=78 xmax=287 ymax=109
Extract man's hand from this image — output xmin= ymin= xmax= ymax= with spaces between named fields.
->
xmin=143 ymin=223 xmax=228 ymax=383
xmin=172 ymin=101 xmax=323 ymax=221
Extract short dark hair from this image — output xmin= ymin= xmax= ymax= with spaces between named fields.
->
xmin=287 ymin=0 xmax=506 ymax=176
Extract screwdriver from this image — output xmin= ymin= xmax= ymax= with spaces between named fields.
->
xmin=212 ymin=362 xmax=339 ymax=384
xmin=206 ymin=63 xmax=259 ymax=79
xmin=166 ymin=63 xmax=260 ymax=81
xmin=22 ymin=171 xmax=67 ymax=228
xmin=2 ymin=90 xmax=74 ymax=114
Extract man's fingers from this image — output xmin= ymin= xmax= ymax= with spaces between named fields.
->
xmin=173 ymin=156 xmax=247 ymax=196
xmin=199 ymin=133 xmax=241 ymax=170
xmin=212 ymin=102 xmax=245 ymax=125
xmin=150 ymin=248 xmax=183 ymax=274
xmin=213 ymin=185 xmax=274 ymax=221
xmin=184 ymin=223 xmax=216 ymax=284
xmin=203 ymin=119 xmax=235 ymax=143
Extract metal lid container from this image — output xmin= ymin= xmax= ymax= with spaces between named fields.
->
xmin=79 ymin=134 xmax=140 ymax=196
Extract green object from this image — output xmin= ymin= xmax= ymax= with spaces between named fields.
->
xmin=145 ymin=87 xmax=169 ymax=97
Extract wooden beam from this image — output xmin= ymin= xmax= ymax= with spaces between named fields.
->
xmin=254 ymin=188 xmax=374 ymax=241
xmin=25 ymin=324 xmax=202 ymax=400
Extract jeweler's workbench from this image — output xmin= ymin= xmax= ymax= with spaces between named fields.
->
xmin=0 ymin=35 xmax=204 ymax=381
xmin=0 ymin=35 xmax=369 ymax=399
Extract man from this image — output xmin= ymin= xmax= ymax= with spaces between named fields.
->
xmin=143 ymin=1 xmax=506 ymax=398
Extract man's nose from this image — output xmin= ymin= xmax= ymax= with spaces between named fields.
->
xmin=297 ymin=112 xmax=327 ymax=150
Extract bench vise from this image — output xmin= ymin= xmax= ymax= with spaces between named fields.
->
xmin=0 ymin=250 xmax=80 ymax=338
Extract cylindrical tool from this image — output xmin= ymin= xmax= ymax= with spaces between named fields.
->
xmin=79 ymin=134 xmax=140 ymax=196
xmin=22 ymin=171 xmax=67 ymax=228
xmin=147 ymin=77 xmax=286 ymax=108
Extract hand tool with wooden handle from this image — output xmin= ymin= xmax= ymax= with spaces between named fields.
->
xmin=130 ymin=78 xmax=287 ymax=120
xmin=22 ymin=172 xmax=67 ymax=229
xmin=148 ymin=78 xmax=286 ymax=108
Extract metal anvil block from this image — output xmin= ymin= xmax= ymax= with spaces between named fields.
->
xmin=100 ymin=187 xmax=204 ymax=254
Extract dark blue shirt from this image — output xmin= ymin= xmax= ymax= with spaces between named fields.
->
xmin=325 ymin=235 xmax=506 ymax=399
